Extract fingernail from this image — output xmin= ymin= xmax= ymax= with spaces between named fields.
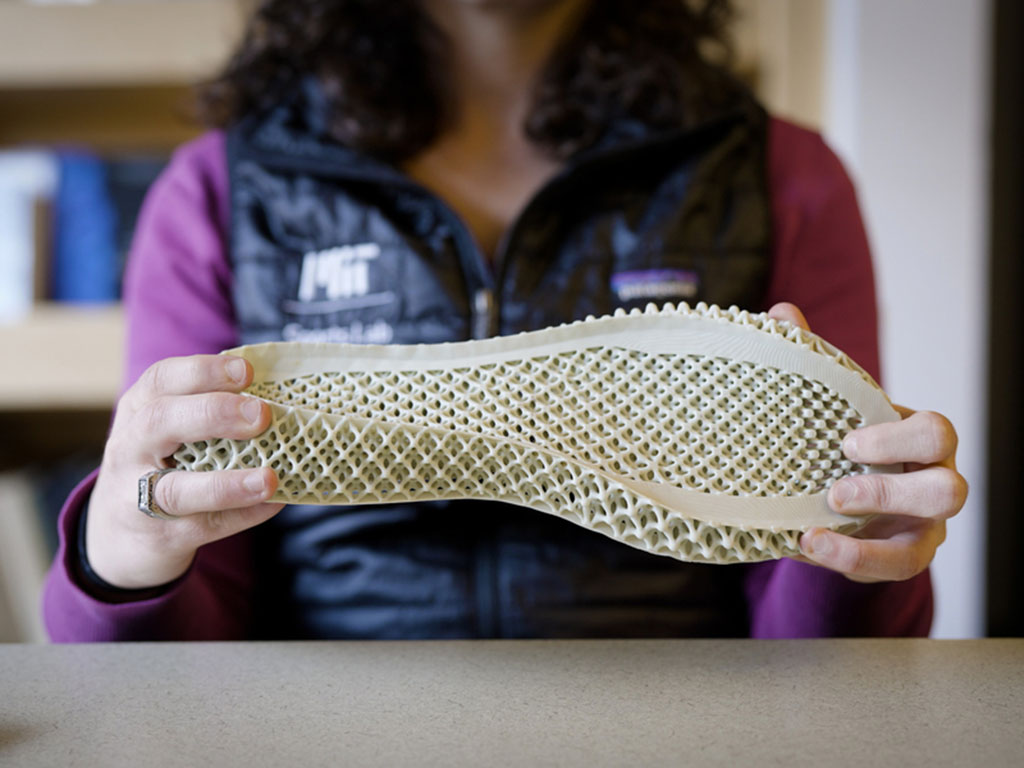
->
xmin=842 ymin=434 xmax=858 ymax=459
xmin=805 ymin=532 xmax=832 ymax=557
xmin=832 ymin=481 xmax=858 ymax=508
xmin=243 ymin=471 xmax=266 ymax=494
xmin=227 ymin=358 xmax=248 ymax=384
xmin=241 ymin=398 xmax=263 ymax=425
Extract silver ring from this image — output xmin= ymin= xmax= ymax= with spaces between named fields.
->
xmin=138 ymin=468 xmax=179 ymax=521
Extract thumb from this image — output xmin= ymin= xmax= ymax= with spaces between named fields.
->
xmin=767 ymin=301 xmax=811 ymax=332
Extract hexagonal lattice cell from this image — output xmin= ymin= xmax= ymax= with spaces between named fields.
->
xmin=174 ymin=302 xmax=900 ymax=564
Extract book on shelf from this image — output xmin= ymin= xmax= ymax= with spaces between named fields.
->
xmin=52 ymin=151 xmax=119 ymax=303
xmin=106 ymin=153 xmax=166 ymax=282
xmin=0 ymin=150 xmax=57 ymax=323
xmin=0 ymin=147 xmax=167 ymax=322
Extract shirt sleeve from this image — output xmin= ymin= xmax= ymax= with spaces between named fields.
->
xmin=745 ymin=118 xmax=933 ymax=637
xmin=42 ymin=132 xmax=256 ymax=641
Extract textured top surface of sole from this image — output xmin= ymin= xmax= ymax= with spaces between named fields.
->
xmin=174 ymin=303 xmax=899 ymax=564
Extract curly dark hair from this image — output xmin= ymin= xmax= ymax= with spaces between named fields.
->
xmin=199 ymin=0 xmax=740 ymax=162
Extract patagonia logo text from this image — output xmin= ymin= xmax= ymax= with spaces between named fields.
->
xmin=611 ymin=268 xmax=699 ymax=302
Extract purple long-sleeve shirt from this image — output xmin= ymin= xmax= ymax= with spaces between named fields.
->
xmin=42 ymin=119 xmax=933 ymax=641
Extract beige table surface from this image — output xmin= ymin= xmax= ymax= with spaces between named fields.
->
xmin=1 ymin=639 xmax=1022 ymax=767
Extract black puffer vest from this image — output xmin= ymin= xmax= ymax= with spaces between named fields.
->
xmin=228 ymin=87 xmax=773 ymax=639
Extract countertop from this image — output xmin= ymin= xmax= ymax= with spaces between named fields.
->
xmin=1 ymin=639 xmax=1022 ymax=767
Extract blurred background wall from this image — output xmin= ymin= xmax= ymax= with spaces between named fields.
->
xmin=0 ymin=0 xmax=1009 ymax=640
xmin=822 ymin=0 xmax=991 ymax=639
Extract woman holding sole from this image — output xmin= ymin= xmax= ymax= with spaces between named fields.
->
xmin=44 ymin=0 xmax=965 ymax=640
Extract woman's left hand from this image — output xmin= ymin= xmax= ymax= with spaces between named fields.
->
xmin=768 ymin=302 xmax=968 ymax=583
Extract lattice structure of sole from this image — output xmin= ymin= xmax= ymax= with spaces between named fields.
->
xmin=174 ymin=302 xmax=900 ymax=564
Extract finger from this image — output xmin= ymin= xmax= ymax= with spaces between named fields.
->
xmin=843 ymin=410 xmax=958 ymax=466
xmin=799 ymin=522 xmax=945 ymax=582
xmin=153 ymin=500 xmax=286 ymax=551
xmin=828 ymin=466 xmax=968 ymax=520
xmin=123 ymin=355 xmax=252 ymax=413
xmin=766 ymin=302 xmax=810 ymax=331
xmin=132 ymin=392 xmax=270 ymax=460
xmin=855 ymin=511 xmax=946 ymax=540
xmin=152 ymin=467 xmax=278 ymax=519
xmin=198 ymin=501 xmax=287 ymax=544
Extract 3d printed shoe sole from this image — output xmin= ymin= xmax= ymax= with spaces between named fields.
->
xmin=174 ymin=303 xmax=900 ymax=564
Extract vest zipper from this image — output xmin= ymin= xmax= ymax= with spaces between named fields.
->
xmin=472 ymin=288 xmax=496 ymax=340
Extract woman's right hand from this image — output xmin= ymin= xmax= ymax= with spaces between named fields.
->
xmin=85 ymin=354 xmax=285 ymax=590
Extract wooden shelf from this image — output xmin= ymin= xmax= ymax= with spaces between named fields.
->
xmin=0 ymin=302 xmax=123 ymax=410
xmin=0 ymin=84 xmax=202 ymax=152
xmin=0 ymin=0 xmax=243 ymax=88
xmin=0 ymin=0 xmax=244 ymax=153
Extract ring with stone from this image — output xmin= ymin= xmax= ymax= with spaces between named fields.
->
xmin=137 ymin=467 xmax=179 ymax=521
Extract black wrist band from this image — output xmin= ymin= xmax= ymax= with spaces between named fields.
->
xmin=75 ymin=502 xmax=176 ymax=604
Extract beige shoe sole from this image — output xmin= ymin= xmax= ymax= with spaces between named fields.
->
xmin=174 ymin=303 xmax=899 ymax=564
